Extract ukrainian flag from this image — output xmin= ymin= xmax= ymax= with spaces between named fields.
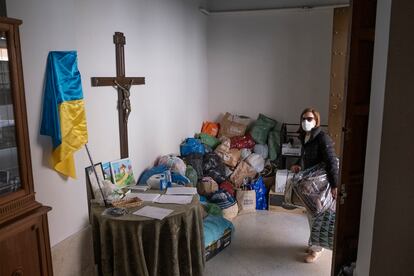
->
xmin=40 ymin=51 xmax=88 ymax=178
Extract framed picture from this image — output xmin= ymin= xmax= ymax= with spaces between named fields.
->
xmin=85 ymin=163 xmax=104 ymax=200
xmin=110 ymin=158 xmax=136 ymax=187
xmin=102 ymin=162 xmax=113 ymax=183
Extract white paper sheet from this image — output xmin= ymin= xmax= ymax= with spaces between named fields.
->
xmin=132 ymin=206 xmax=174 ymax=220
xmin=127 ymin=193 xmax=160 ymax=202
xmin=155 ymin=195 xmax=194 ymax=205
xmin=165 ymin=187 xmax=197 ymax=195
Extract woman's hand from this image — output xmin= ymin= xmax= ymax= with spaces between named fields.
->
xmin=331 ymin=187 xmax=338 ymax=200
xmin=290 ymin=165 xmax=301 ymax=173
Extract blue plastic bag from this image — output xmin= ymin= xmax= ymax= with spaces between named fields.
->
xmin=248 ymin=177 xmax=268 ymax=210
xmin=137 ymin=165 xmax=168 ymax=185
xmin=180 ymin=138 xmax=205 ymax=156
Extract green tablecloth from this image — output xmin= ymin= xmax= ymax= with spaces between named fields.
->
xmin=91 ymin=194 xmax=205 ymax=276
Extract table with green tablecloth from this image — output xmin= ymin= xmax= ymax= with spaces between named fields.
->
xmin=91 ymin=194 xmax=205 ymax=276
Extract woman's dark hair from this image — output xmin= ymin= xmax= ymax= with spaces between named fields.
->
xmin=300 ymin=107 xmax=321 ymax=129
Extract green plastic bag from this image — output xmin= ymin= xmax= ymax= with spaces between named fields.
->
xmin=204 ymin=203 xmax=223 ymax=216
xmin=197 ymin=133 xmax=220 ymax=149
xmin=268 ymin=121 xmax=283 ymax=161
xmin=249 ymin=114 xmax=277 ymax=144
xmin=185 ymin=165 xmax=198 ymax=187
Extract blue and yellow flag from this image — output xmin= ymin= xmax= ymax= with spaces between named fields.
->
xmin=40 ymin=51 xmax=88 ymax=178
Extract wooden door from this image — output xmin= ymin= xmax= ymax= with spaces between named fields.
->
xmin=332 ymin=0 xmax=377 ymax=274
xmin=328 ymin=7 xmax=351 ymax=157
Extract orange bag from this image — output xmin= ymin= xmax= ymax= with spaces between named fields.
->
xmin=201 ymin=121 xmax=219 ymax=137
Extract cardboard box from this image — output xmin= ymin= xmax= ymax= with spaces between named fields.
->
xmin=268 ymin=189 xmax=306 ymax=215
xmin=281 ymin=143 xmax=302 ymax=156
xmin=205 ymin=228 xmax=232 ymax=261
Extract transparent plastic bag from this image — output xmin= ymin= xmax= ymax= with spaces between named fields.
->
xmin=292 ymin=164 xmax=335 ymax=216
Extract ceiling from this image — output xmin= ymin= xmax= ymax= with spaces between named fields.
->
xmin=205 ymin=0 xmax=350 ymax=12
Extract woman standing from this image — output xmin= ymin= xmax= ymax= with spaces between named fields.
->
xmin=290 ymin=107 xmax=338 ymax=263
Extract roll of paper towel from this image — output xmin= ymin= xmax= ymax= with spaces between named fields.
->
xmin=147 ymin=174 xmax=166 ymax=189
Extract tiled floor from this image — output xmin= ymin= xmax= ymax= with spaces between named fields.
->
xmin=204 ymin=211 xmax=332 ymax=276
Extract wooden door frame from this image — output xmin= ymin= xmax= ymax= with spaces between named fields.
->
xmin=331 ymin=0 xmax=378 ymax=274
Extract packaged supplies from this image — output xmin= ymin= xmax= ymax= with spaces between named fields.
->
xmin=310 ymin=209 xmax=335 ymax=250
xmin=209 ymin=190 xmax=238 ymax=220
xmin=201 ymin=121 xmax=219 ymax=137
xmin=203 ymin=203 xmax=223 ymax=217
xmin=260 ymin=160 xmax=276 ymax=177
xmin=224 ymin=166 xmax=233 ymax=178
xmin=180 ymin=138 xmax=205 ymax=156
xmin=203 ymin=152 xmax=227 ymax=184
xmin=219 ymin=181 xmax=235 ymax=197
xmin=236 ymin=189 xmax=256 ymax=212
xmin=185 ymin=165 xmax=198 ymax=187
xmin=171 ymin=172 xmax=191 ymax=185
xmin=240 ymin=148 xmax=252 ymax=160
xmin=247 ymin=177 xmax=268 ymax=210
xmin=218 ymin=112 xmax=251 ymax=138
xmin=292 ymin=164 xmax=335 ymax=216
xmin=209 ymin=190 xmax=237 ymax=210
xmin=230 ymin=161 xmax=257 ymax=188
xmin=275 ymin=169 xmax=292 ymax=194
xmin=230 ymin=134 xmax=256 ymax=149
xmin=198 ymin=177 xmax=219 ymax=196
xmin=215 ymin=136 xmax=231 ymax=153
xmin=253 ymin=144 xmax=269 ymax=160
xmin=183 ymin=153 xmax=204 ymax=180
xmin=204 ymin=145 xmax=213 ymax=153
xmin=249 ymin=114 xmax=278 ymax=144
xmin=216 ymin=148 xmax=241 ymax=168
xmin=197 ymin=133 xmax=220 ymax=149
xmin=222 ymin=203 xmax=239 ymax=221
xmin=245 ymin=153 xmax=265 ymax=173
xmin=215 ymin=137 xmax=241 ymax=168
xmin=157 ymin=154 xmax=186 ymax=176
xmin=281 ymin=143 xmax=302 ymax=156
xmin=268 ymin=123 xmax=282 ymax=161
xmin=203 ymin=215 xmax=233 ymax=247
xmin=137 ymin=165 xmax=168 ymax=185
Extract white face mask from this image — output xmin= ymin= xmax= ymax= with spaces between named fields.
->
xmin=302 ymin=119 xmax=316 ymax=132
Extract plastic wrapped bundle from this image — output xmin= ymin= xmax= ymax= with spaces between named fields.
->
xmin=245 ymin=153 xmax=265 ymax=173
xmin=157 ymin=154 xmax=186 ymax=175
xmin=253 ymin=144 xmax=269 ymax=160
xmin=183 ymin=153 xmax=203 ymax=180
xmin=292 ymin=164 xmax=335 ymax=216
xmin=202 ymin=152 xmax=226 ymax=184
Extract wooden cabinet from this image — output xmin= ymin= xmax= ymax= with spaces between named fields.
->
xmin=0 ymin=17 xmax=53 ymax=276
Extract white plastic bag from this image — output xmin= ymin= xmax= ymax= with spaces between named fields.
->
xmin=245 ymin=153 xmax=265 ymax=173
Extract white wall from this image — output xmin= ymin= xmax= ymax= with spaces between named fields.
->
xmin=7 ymin=0 xmax=208 ymax=246
xmin=207 ymin=9 xmax=333 ymax=124
xmin=355 ymin=0 xmax=391 ymax=275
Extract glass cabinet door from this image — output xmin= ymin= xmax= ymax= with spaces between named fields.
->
xmin=0 ymin=30 xmax=21 ymax=196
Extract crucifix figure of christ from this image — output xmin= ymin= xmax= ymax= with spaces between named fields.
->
xmin=91 ymin=32 xmax=145 ymax=158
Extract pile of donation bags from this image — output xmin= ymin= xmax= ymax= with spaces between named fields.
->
xmin=136 ymin=112 xmax=284 ymax=221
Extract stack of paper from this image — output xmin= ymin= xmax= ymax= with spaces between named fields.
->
xmin=133 ymin=206 xmax=173 ymax=220
xmin=127 ymin=193 xmax=160 ymax=202
xmin=155 ymin=195 xmax=194 ymax=205
xmin=165 ymin=187 xmax=197 ymax=195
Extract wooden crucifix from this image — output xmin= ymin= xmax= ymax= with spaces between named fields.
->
xmin=91 ymin=32 xmax=145 ymax=158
